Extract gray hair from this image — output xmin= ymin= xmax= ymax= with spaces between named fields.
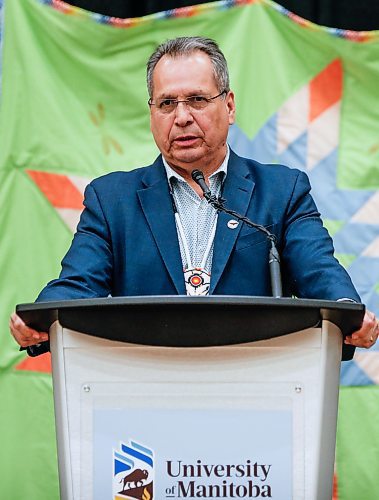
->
xmin=146 ymin=36 xmax=230 ymax=98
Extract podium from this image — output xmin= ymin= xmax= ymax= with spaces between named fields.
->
xmin=17 ymin=296 xmax=364 ymax=500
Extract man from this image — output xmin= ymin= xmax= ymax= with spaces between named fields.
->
xmin=10 ymin=36 xmax=379 ymax=354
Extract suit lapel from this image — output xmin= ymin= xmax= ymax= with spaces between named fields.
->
xmin=137 ymin=158 xmax=186 ymax=294
xmin=209 ymin=152 xmax=255 ymax=293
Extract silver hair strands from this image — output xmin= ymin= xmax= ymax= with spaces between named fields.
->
xmin=146 ymin=36 xmax=230 ymax=98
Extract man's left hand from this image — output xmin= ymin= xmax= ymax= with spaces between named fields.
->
xmin=344 ymin=310 xmax=379 ymax=348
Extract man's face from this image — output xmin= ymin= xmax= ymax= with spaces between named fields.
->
xmin=149 ymin=51 xmax=235 ymax=176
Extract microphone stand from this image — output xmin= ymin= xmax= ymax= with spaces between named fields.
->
xmin=192 ymin=170 xmax=283 ymax=298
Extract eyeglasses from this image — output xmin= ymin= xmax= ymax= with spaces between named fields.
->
xmin=148 ymin=90 xmax=227 ymax=114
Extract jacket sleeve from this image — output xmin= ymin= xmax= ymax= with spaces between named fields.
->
xmin=281 ymin=170 xmax=360 ymax=302
xmin=36 ymin=182 xmax=114 ymax=302
xmin=26 ymin=183 xmax=113 ymax=357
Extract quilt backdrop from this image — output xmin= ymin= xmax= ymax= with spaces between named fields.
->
xmin=0 ymin=0 xmax=378 ymax=498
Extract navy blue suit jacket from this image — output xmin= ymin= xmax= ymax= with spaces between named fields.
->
xmin=37 ymin=150 xmax=359 ymax=302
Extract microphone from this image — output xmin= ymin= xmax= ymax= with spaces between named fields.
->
xmin=191 ymin=169 xmax=283 ymax=298
xmin=191 ymin=170 xmax=212 ymax=198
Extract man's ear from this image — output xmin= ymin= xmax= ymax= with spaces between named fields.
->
xmin=226 ymin=91 xmax=236 ymax=125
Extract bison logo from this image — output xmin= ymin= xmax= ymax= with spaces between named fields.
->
xmin=120 ymin=468 xmax=148 ymax=490
xmin=113 ymin=440 xmax=154 ymax=499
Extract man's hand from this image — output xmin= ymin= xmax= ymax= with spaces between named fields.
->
xmin=9 ymin=313 xmax=49 ymax=348
xmin=345 ymin=310 xmax=379 ymax=348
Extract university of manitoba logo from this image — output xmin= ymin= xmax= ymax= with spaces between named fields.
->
xmin=113 ymin=440 xmax=154 ymax=500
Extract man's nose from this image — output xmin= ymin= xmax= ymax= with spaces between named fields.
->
xmin=174 ymin=101 xmax=194 ymax=126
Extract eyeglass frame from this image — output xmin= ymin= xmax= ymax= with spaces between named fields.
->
xmin=148 ymin=90 xmax=227 ymax=113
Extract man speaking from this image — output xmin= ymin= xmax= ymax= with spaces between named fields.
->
xmin=10 ymin=36 xmax=379 ymax=353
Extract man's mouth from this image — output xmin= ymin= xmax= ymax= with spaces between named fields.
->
xmin=173 ymin=135 xmax=199 ymax=146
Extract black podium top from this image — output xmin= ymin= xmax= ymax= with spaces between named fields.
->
xmin=17 ymin=296 xmax=364 ymax=361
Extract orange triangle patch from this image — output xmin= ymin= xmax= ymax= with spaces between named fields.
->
xmin=15 ymin=352 xmax=52 ymax=374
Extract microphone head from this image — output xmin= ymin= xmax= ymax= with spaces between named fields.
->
xmin=191 ymin=169 xmax=205 ymax=183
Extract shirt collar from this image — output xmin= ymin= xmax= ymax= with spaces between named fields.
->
xmin=162 ymin=144 xmax=229 ymax=185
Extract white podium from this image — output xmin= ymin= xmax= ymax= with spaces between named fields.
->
xmin=17 ymin=296 xmax=364 ymax=500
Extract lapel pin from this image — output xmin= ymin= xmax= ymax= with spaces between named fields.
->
xmin=227 ymin=219 xmax=239 ymax=229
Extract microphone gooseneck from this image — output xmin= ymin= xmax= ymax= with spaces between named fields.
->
xmin=191 ymin=169 xmax=283 ymax=298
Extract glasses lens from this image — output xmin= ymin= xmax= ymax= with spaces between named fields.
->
xmin=187 ymin=96 xmax=209 ymax=110
xmin=158 ymin=99 xmax=176 ymax=113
